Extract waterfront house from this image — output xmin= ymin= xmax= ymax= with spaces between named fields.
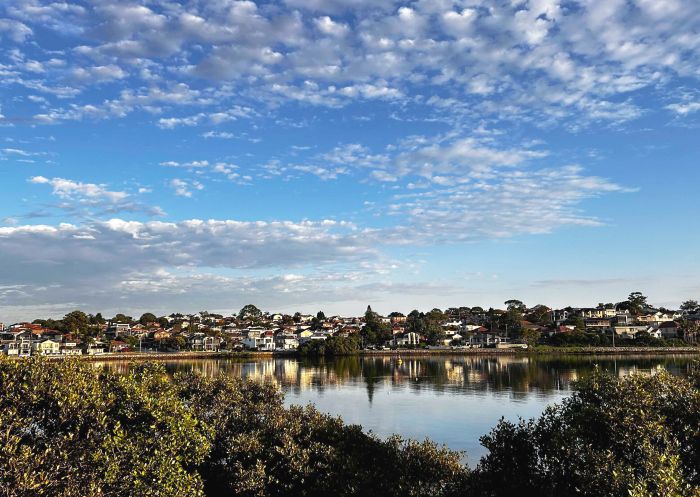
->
xmin=391 ymin=332 xmax=421 ymax=347
xmin=60 ymin=341 xmax=81 ymax=355
xmin=274 ymin=333 xmax=299 ymax=350
xmin=110 ymin=340 xmax=130 ymax=353
xmin=34 ymin=338 xmax=61 ymax=356
xmin=188 ymin=333 xmax=222 ymax=352
xmin=469 ymin=327 xmax=504 ymax=347
xmin=3 ymin=339 xmax=32 ymax=357
xmin=657 ymin=321 xmax=681 ymax=339
xmin=86 ymin=341 xmax=107 ymax=355
xmin=242 ymin=330 xmax=275 ymax=351
xmin=613 ymin=325 xmax=655 ymax=339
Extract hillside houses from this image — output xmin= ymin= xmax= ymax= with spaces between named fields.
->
xmin=2 ymin=298 xmax=699 ymax=357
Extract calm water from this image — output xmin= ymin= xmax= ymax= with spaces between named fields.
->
xmin=99 ymin=354 xmax=698 ymax=464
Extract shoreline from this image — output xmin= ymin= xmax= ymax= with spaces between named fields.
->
xmin=26 ymin=346 xmax=700 ymax=362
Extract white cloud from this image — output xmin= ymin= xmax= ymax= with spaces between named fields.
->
xmin=293 ymin=165 xmax=348 ymax=180
xmin=0 ymin=18 xmax=32 ymax=42
xmin=71 ymin=65 xmax=126 ymax=82
xmin=29 ymin=175 xmax=128 ymax=202
xmin=26 ymin=176 xmax=163 ymax=217
xmin=0 ymin=217 xmax=374 ymax=316
xmin=7 ymin=0 xmax=697 ymax=128
xmin=384 ymin=165 xmax=631 ymax=243
xmin=666 ymin=101 xmax=700 ymax=116
xmin=314 ymin=16 xmax=349 ymax=37
xmin=169 ymin=178 xmax=203 ymax=197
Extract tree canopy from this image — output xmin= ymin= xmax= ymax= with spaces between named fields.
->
xmin=627 ymin=292 xmax=648 ymax=315
xmin=681 ymin=299 xmax=699 ymax=313
xmin=139 ymin=312 xmax=157 ymax=325
xmin=238 ymin=304 xmax=263 ymax=321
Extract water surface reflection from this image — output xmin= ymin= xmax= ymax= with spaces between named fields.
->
xmin=99 ymin=354 xmax=697 ymax=461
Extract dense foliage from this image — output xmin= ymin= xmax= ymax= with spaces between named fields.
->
xmin=297 ymin=335 xmax=360 ymax=356
xmin=2 ymin=358 xmax=699 ymax=497
xmin=0 ymin=358 xmax=466 ymax=497
xmin=471 ymin=367 xmax=700 ymax=497
xmin=0 ymin=358 xmax=208 ymax=497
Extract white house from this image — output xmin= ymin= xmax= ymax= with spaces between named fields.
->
xmin=34 ymin=339 xmax=61 ymax=356
xmin=391 ymin=332 xmax=421 ymax=347
xmin=274 ymin=334 xmax=299 ymax=350
xmin=86 ymin=341 xmax=107 ymax=355
xmin=61 ymin=342 xmax=82 ymax=355
xmin=242 ymin=330 xmax=275 ymax=350
xmin=3 ymin=339 xmax=32 ymax=357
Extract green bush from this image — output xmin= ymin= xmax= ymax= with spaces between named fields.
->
xmin=0 ymin=358 xmax=466 ymax=497
xmin=2 ymin=357 xmax=700 ymax=497
xmin=0 ymin=358 xmax=208 ymax=497
xmin=472 ymin=367 xmax=700 ymax=497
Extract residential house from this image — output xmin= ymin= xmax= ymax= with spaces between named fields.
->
xmin=188 ymin=332 xmax=222 ymax=352
xmin=469 ymin=327 xmax=505 ymax=347
xmin=298 ymin=332 xmax=328 ymax=345
xmin=657 ymin=321 xmax=681 ymax=340
xmin=86 ymin=341 xmax=107 ymax=355
xmin=585 ymin=318 xmax=611 ymax=330
xmin=242 ymin=330 xmax=275 ymax=350
xmin=391 ymin=332 xmax=421 ymax=347
xmin=3 ymin=339 xmax=32 ymax=357
xmin=274 ymin=333 xmax=299 ymax=350
xmin=34 ymin=338 xmax=61 ymax=356
xmin=60 ymin=341 xmax=82 ymax=355
xmin=637 ymin=312 xmax=678 ymax=325
xmin=615 ymin=314 xmax=634 ymax=325
xmin=297 ymin=329 xmax=314 ymax=340
xmin=107 ymin=323 xmax=132 ymax=338
xmin=613 ymin=325 xmax=655 ymax=339
xmin=576 ymin=308 xmax=607 ymax=319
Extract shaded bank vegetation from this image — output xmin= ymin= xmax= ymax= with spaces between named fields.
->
xmin=1 ymin=358 xmax=699 ymax=497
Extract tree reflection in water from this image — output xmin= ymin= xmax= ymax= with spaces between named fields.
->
xmin=97 ymin=354 xmax=697 ymax=460
xmin=98 ymin=354 xmax=695 ymax=399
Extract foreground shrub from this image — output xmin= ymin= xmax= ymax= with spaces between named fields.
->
xmin=2 ymin=357 xmax=699 ymax=497
xmin=0 ymin=359 xmax=208 ymax=497
xmin=472 ymin=367 xmax=700 ymax=497
xmin=0 ymin=358 xmax=467 ymax=497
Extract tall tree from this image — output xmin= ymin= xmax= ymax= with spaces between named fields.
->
xmin=406 ymin=310 xmax=426 ymax=335
xmin=361 ymin=305 xmax=391 ymax=347
xmin=63 ymin=310 xmax=96 ymax=343
xmin=627 ymin=292 xmax=648 ymax=315
xmin=112 ymin=313 xmax=132 ymax=323
xmin=238 ymin=304 xmax=262 ymax=321
xmin=680 ymin=299 xmax=699 ymax=313
xmin=139 ymin=313 xmax=157 ymax=325
xmin=424 ymin=309 xmax=447 ymax=345
xmin=504 ymin=299 xmax=526 ymax=335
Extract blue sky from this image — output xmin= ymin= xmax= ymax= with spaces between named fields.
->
xmin=1 ymin=0 xmax=699 ymax=321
